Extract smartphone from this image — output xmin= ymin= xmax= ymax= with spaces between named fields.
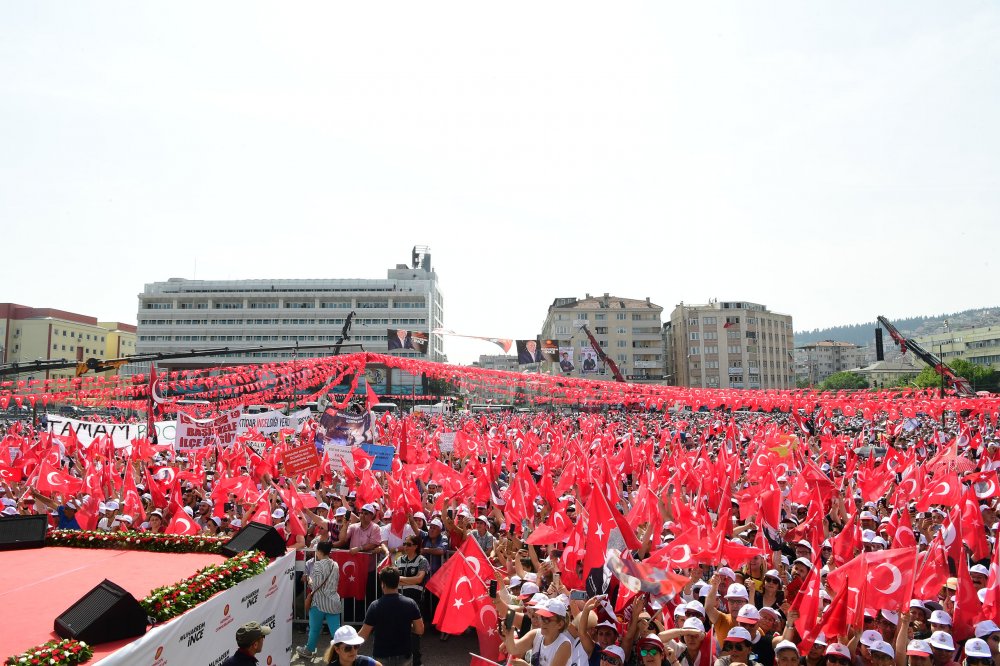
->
xmin=504 ymin=610 xmax=516 ymax=631
xmin=570 ymin=589 xmax=588 ymax=601
xmin=489 ymin=580 xmax=498 ymax=599
xmin=447 ymin=508 xmax=454 ymax=520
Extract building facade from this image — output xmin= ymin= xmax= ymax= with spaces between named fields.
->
xmin=794 ymin=340 xmax=867 ymax=386
xmin=669 ymin=300 xmax=794 ymax=389
xmin=914 ymin=325 xmax=1000 ymax=369
xmin=539 ymin=293 xmax=665 ymax=382
xmin=134 ymin=250 xmax=445 ymax=371
xmin=0 ymin=303 xmax=137 ymax=382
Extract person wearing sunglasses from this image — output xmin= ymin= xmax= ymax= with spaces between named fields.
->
xmin=963 ymin=638 xmax=994 ymax=666
xmin=503 ymin=598 xmax=572 ymax=666
xmin=636 ymin=634 xmax=666 ymax=666
xmin=754 ymin=570 xmax=784 ymax=611
xmin=322 ymin=625 xmax=382 ymax=666
xmin=714 ymin=627 xmax=759 ymax=666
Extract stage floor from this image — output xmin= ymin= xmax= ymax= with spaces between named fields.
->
xmin=0 ymin=546 xmax=226 ymax=662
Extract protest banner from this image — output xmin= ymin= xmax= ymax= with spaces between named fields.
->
xmin=174 ymin=409 xmax=241 ymax=451
xmin=281 ymin=443 xmax=320 ymax=476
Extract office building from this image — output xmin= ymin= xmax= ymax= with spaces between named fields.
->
xmin=135 ymin=248 xmax=445 ymax=374
xmin=539 ymin=293 xmax=665 ymax=381
xmin=0 ymin=303 xmax=137 ymax=382
xmin=669 ymin=300 xmax=794 ymax=389
xmin=914 ymin=325 xmax=1000 ymax=370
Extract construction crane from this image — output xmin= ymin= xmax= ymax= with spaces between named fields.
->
xmin=876 ymin=315 xmax=976 ymax=397
xmin=577 ymin=324 xmax=626 ymax=382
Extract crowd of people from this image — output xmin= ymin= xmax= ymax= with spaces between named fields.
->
xmin=3 ymin=397 xmax=1000 ymax=666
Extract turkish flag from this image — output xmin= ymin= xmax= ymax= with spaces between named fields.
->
xmin=914 ymin=533 xmax=951 ymax=599
xmin=827 ymin=551 xmax=869 ymax=631
xmin=431 ymin=553 xmax=487 ymax=635
xmin=790 ymin=558 xmax=823 ymax=651
xmin=819 ymin=581 xmax=851 ymax=641
xmin=863 ymin=547 xmax=917 ymax=611
xmin=35 ymin=456 xmax=82 ymax=496
xmin=917 ymin=470 xmax=960 ymax=511
xmin=967 ymin=471 xmax=1000 ymax=500
xmin=458 ymin=535 xmax=496 ymax=584
xmin=980 ymin=531 xmax=1000 ymax=623
xmin=351 ymin=446 xmax=375 ymax=473
xmin=472 ymin=595 xmax=504 ymax=661
xmin=583 ymin=488 xmax=618 ymax=574
xmin=954 ymin=554 xmax=983 ymax=641
xmin=165 ymin=511 xmax=200 ymax=535
xmin=961 ymin=488 xmax=991 ymax=561
xmin=330 ymin=551 xmax=369 ymax=600
xmin=887 ymin=507 xmax=917 ymax=549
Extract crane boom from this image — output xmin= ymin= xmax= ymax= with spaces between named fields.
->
xmin=876 ymin=315 xmax=976 ymax=397
xmin=578 ymin=324 xmax=626 ymax=382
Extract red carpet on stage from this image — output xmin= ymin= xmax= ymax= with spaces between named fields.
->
xmin=0 ymin=547 xmax=226 ymax=662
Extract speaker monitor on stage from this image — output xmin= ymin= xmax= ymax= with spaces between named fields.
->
xmin=0 ymin=514 xmax=48 ymax=551
xmin=54 ymin=579 xmax=148 ymax=645
xmin=220 ymin=521 xmax=286 ymax=559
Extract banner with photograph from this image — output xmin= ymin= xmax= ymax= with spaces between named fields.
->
xmin=174 ymin=409 xmax=241 ymax=451
xmin=387 ymin=328 xmax=429 ymax=353
xmin=516 ymin=338 xmax=543 ymax=365
xmin=558 ymin=346 xmax=575 ymax=373
xmin=316 ymin=409 xmax=374 ymax=447
xmin=579 ymin=348 xmax=599 ymax=374
xmin=540 ymin=339 xmax=561 ymax=363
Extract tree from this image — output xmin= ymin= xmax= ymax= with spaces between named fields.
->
xmin=818 ymin=371 xmax=869 ymax=391
xmin=913 ymin=358 xmax=999 ymax=392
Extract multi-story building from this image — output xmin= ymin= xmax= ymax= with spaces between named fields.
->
xmin=539 ymin=293 xmax=665 ymax=382
xmin=134 ymin=249 xmax=445 ymax=378
xmin=0 ymin=303 xmax=137 ymax=382
xmin=669 ymin=300 xmax=794 ymax=389
xmin=794 ymin=340 xmax=867 ymax=386
xmin=914 ymin=325 xmax=1000 ymax=370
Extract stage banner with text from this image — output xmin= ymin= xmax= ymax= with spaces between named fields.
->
xmin=174 ymin=410 xmax=242 ymax=451
xmin=98 ymin=551 xmax=295 ymax=666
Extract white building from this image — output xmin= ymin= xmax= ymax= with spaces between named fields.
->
xmin=135 ymin=248 xmax=444 ymax=372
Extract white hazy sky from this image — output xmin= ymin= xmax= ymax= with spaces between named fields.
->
xmin=2 ymin=3 xmax=999 ymax=364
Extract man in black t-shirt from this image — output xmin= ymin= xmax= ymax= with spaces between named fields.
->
xmin=359 ymin=567 xmax=424 ymax=666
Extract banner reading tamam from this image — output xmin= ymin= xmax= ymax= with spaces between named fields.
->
xmin=45 ymin=415 xmax=174 ymax=448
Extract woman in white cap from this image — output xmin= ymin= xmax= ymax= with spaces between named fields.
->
xmin=322 ymin=625 xmax=382 ymax=666
xmin=502 ymin=598 xmax=572 ymax=666
xmin=660 ymin=617 xmax=711 ymax=666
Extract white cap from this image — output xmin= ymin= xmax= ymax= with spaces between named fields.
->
xmin=860 ymin=510 xmax=877 ymax=520
xmin=880 ymin=609 xmax=899 ymax=625
xmin=965 ymin=639 xmax=992 ymax=659
xmin=604 ymin=646 xmax=626 ymax=663
xmin=726 ymin=626 xmax=753 ymax=642
xmin=971 ymin=564 xmax=990 ymax=577
xmin=725 ymin=583 xmax=749 ymax=599
xmin=332 ymin=625 xmax=365 ymax=646
xmin=861 ymin=630 xmax=883 ymax=647
xmin=793 ymin=557 xmax=813 ymax=569
xmin=975 ymin=620 xmax=1000 ymax=638
xmin=508 ymin=575 xmax=523 ymax=589
xmin=775 ymin=640 xmax=799 ymax=655
xmin=928 ymin=631 xmax=954 ymax=651
xmin=930 ymin=609 xmax=952 ymax=626
xmin=870 ymin=641 xmax=895 ymax=658
xmin=685 ymin=600 xmax=705 ymax=616
xmin=334 ymin=507 xmax=348 ymax=517
xmin=429 ymin=518 xmax=443 ymax=528
xmin=682 ymin=617 xmax=705 ymax=631
xmin=826 ymin=644 xmax=851 ymax=659
xmin=536 ymin=598 xmax=568 ymax=618
xmin=796 ymin=539 xmax=814 ymax=551
xmin=717 ymin=566 xmax=736 ymax=579
xmin=316 ymin=502 xmax=330 ymax=511
xmin=736 ymin=605 xmax=760 ymax=623
xmin=118 ymin=514 xmax=133 ymax=523
xmin=271 ymin=508 xmax=285 ymax=520
xmin=906 ymin=640 xmax=932 ymax=657
xmin=519 ymin=582 xmax=540 ymax=597
xmin=230 ymin=518 xmax=242 ymax=528
xmin=361 ymin=503 xmax=378 ymax=514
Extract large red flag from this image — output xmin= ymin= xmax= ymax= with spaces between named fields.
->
xmin=583 ymin=486 xmax=618 ymax=574
xmin=862 ymin=547 xmax=917 ymax=612
xmin=790 ymin=558 xmax=823 ymax=651
xmin=954 ymin=554 xmax=983 ymax=642
xmin=981 ymin=532 xmax=1000 ymax=623
xmin=330 ymin=551 xmax=369 ymax=600
xmin=431 ymin=554 xmax=488 ymax=635
xmin=165 ymin=511 xmax=200 ymax=535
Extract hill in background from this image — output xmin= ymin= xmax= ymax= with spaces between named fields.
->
xmin=794 ymin=306 xmax=1000 ymax=347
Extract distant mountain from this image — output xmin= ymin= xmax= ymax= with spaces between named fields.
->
xmin=794 ymin=306 xmax=1000 ymax=347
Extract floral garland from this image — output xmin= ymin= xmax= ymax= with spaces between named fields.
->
xmin=4 ymin=639 xmax=93 ymax=666
xmin=46 ymin=530 xmax=226 ymax=554
xmin=141 ymin=550 xmax=269 ymax=623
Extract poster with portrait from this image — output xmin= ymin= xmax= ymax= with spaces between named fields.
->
xmin=540 ymin=339 xmax=561 ymax=363
xmin=558 ymin=346 xmax=575 ymax=373
xmin=579 ymin=348 xmax=599 ymax=374
xmin=316 ymin=408 xmax=375 ymax=448
xmin=387 ymin=328 xmax=429 ymax=354
xmin=516 ymin=338 xmax=543 ymax=365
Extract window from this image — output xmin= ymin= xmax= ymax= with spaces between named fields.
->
xmin=616 ymin=313 xmax=627 ymax=320
xmin=689 ymin=346 xmax=700 ymax=355
xmin=703 ymin=317 xmax=716 ymax=325
xmin=249 ymin=302 xmax=278 ymax=309
xmin=357 ymin=301 xmax=389 ymax=309
xmin=321 ymin=302 xmax=354 ymax=309
xmin=616 ymin=327 xmax=627 ymax=335
xmin=617 ymin=340 xmax=627 ymax=348
xmin=688 ymin=318 xmax=699 ymax=326
xmin=146 ymin=303 xmax=172 ymax=309
xmin=617 ymin=354 xmax=627 ymax=362
xmin=595 ymin=314 xmax=606 ymax=321
xmin=689 ymin=332 xmax=699 ymax=340
xmin=286 ymin=302 xmax=314 ymax=309
xmin=704 ymin=345 xmax=719 ymax=354
xmin=214 ymin=302 xmax=243 ymax=309
xmin=704 ymin=331 xmax=717 ymax=340
xmin=53 ymin=344 xmax=58 ymax=350
xmin=725 ymin=316 xmax=740 ymax=326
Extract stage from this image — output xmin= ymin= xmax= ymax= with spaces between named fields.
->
xmin=0 ymin=547 xmax=225 ymax=662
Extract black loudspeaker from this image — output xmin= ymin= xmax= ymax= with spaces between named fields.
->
xmin=54 ymin=579 xmax=147 ymax=644
xmin=220 ymin=521 xmax=286 ymax=558
xmin=0 ymin=514 xmax=48 ymax=550
xmin=875 ymin=327 xmax=885 ymax=361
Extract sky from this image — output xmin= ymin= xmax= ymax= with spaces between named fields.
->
xmin=2 ymin=3 xmax=999 ymax=365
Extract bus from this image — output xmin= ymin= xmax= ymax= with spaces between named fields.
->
xmin=371 ymin=402 xmax=400 ymax=415
xmin=469 ymin=403 xmax=514 ymax=413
